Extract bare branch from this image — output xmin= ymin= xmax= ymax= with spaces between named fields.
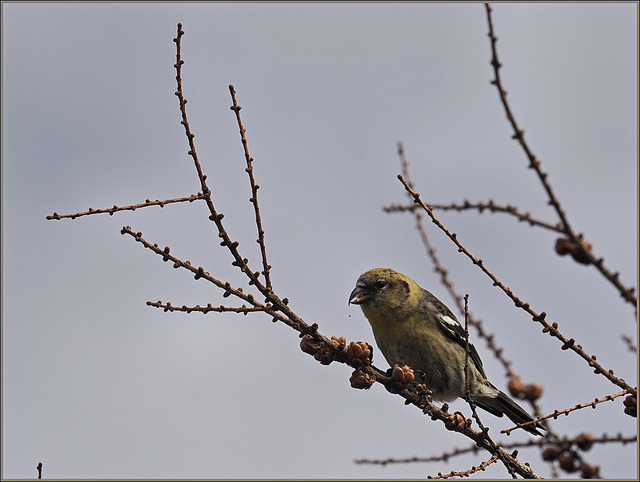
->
xmin=427 ymin=453 xmax=499 ymax=479
xmin=46 ymin=194 xmax=205 ymax=220
xmin=356 ymin=432 xmax=636 ymax=466
xmin=462 ymin=295 xmax=495 ymax=447
xmin=385 ymin=200 xmax=563 ymax=233
xmin=621 ymin=335 xmax=637 ymax=353
xmin=484 ymin=4 xmax=573 ymax=239
xmin=173 ymin=24 xmax=209 ymax=198
xmin=173 ymin=25 xmax=265 ymax=292
xmin=502 ymin=389 xmax=631 ymax=436
xmin=146 ymin=300 xmax=266 ymax=314
xmin=229 ymin=85 xmax=273 ymax=290
xmin=464 ymin=294 xmax=471 ymax=400
xmin=119 ymin=226 xmax=278 ymax=314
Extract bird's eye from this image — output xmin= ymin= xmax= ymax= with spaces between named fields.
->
xmin=374 ymin=280 xmax=387 ymax=290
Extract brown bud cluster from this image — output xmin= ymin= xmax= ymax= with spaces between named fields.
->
xmin=314 ymin=336 xmax=346 ymax=365
xmin=623 ymin=394 xmax=637 ymax=417
xmin=390 ymin=364 xmax=415 ymax=389
xmin=300 ymin=335 xmax=346 ymax=366
xmin=575 ymin=432 xmax=595 ymax=451
xmin=558 ymin=452 xmax=578 ymax=473
xmin=507 ymin=376 xmax=544 ymax=401
xmin=329 ymin=335 xmax=347 ymax=349
xmin=540 ymin=434 xmax=599 ymax=479
xmin=300 ymin=334 xmax=321 ymax=356
xmin=313 ymin=348 xmax=334 ymax=365
xmin=579 ymin=462 xmax=600 ymax=479
xmin=541 ymin=445 xmax=561 ymax=461
xmin=555 ymin=236 xmax=593 ymax=265
xmin=350 ymin=368 xmax=375 ymax=389
xmin=557 ymin=460 xmax=600 ymax=479
xmin=346 ymin=341 xmax=372 ymax=367
xmin=444 ymin=411 xmax=468 ymax=432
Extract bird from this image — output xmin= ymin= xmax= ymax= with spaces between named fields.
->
xmin=349 ymin=267 xmax=545 ymax=436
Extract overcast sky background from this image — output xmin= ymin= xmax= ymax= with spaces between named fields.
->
xmin=2 ymin=2 xmax=638 ymax=479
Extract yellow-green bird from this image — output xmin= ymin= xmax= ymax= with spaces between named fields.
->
xmin=349 ymin=268 xmax=544 ymax=436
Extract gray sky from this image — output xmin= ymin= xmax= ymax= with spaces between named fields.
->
xmin=2 ymin=2 xmax=637 ymax=479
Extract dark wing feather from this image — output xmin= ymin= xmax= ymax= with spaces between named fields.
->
xmin=420 ymin=288 xmax=488 ymax=379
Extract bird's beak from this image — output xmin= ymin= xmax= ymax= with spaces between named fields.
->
xmin=349 ymin=286 xmax=369 ymax=305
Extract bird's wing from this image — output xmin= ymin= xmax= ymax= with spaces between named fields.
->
xmin=423 ymin=289 xmax=488 ymax=380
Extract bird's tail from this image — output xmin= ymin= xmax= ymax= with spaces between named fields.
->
xmin=477 ymin=389 xmax=546 ymax=436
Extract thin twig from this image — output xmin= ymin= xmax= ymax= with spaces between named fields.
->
xmin=118 ymin=227 xmax=335 ymax=355
xmin=621 ymin=335 xmax=637 ymax=353
xmin=229 ymin=85 xmax=273 ymax=290
xmin=119 ymin=226 xmax=283 ymax=317
xmin=463 ymin=295 xmax=493 ymax=442
xmin=398 ymin=174 xmax=636 ymax=398
xmin=173 ymin=25 xmax=264 ymax=291
xmin=502 ymin=389 xmax=631 ymax=435
xmin=464 ymin=294 xmax=489 ymax=446
xmin=484 ymin=4 xmax=571 ymax=235
xmin=455 ymin=294 xmax=515 ymax=476
xmin=464 ymin=294 xmax=471 ymax=400
xmin=146 ymin=300 xmax=267 ymax=314
xmin=385 ymin=200 xmax=563 ymax=233
xmin=356 ymin=432 xmax=636 ymax=466
xmin=427 ymin=453 xmax=499 ymax=479
xmin=47 ymin=194 xmax=205 ymax=220
xmin=356 ymin=445 xmax=483 ymax=466
xmin=174 ymin=25 xmax=207 ymax=196
xmin=484 ymin=3 xmax=637 ymax=310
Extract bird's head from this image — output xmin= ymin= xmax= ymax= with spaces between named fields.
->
xmin=349 ymin=268 xmax=418 ymax=319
